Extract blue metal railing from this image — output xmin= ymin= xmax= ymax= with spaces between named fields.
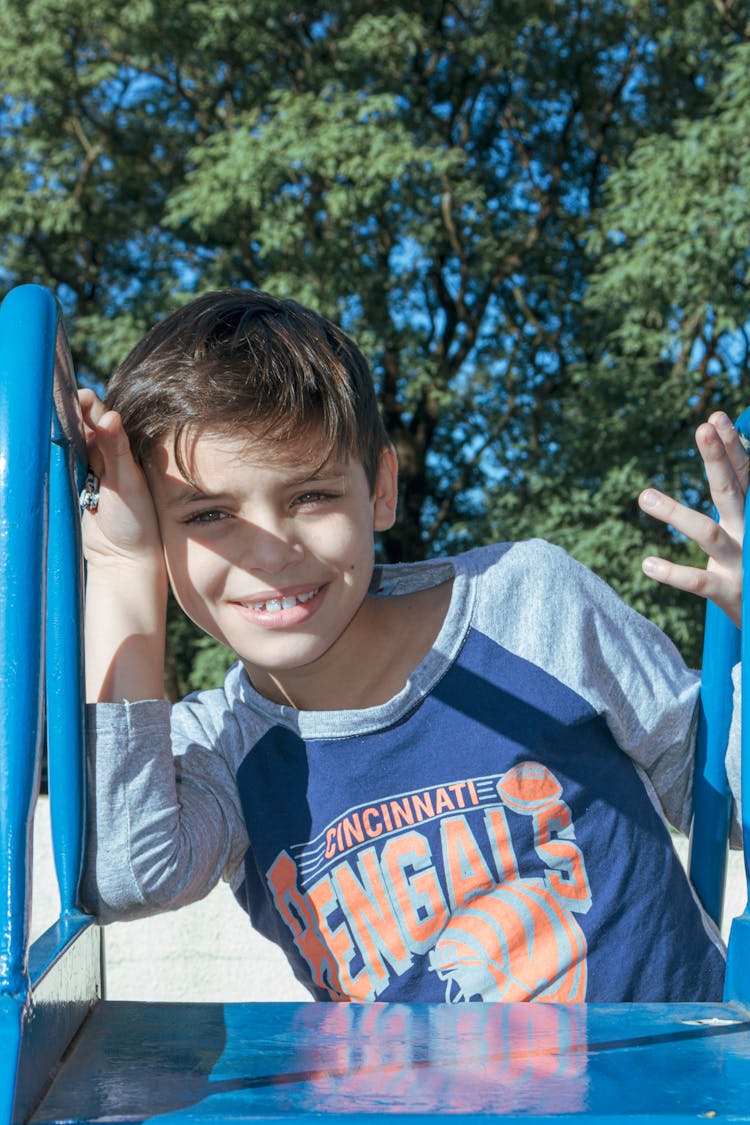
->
xmin=689 ymin=399 xmax=746 ymax=922
xmin=688 ymin=407 xmax=750 ymax=1005
xmin=46 ymin=320 xmax=88 ymax=919
xmin=689 ymin=599 xmax=737 ymax=924
xmin=0 ymin=284 xmax=88 ymax=1123
xmin=724 ymin=475 xmax=750 ymax=1005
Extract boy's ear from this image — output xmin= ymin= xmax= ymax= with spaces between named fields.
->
xmin=373 ymin=445 xmax=399 ymax=531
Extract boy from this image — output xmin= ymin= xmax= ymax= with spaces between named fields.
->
xmin=81 ymin=288 xmax=745 ymax=1003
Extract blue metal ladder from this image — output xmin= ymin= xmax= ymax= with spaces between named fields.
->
xmin=0 ymin=283 xmax=749 ymax=1123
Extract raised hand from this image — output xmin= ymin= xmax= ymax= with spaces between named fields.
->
xmin=639 ymin=411 xmax=747 ymax=628
xmin=78 ymin=389 xmax=163 ymax=568
xmin=78 ymin=389 xmax=168 ymax=702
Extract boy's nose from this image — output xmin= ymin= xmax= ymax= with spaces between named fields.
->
xmin=239 ymin=519 xmax=302 ymax=574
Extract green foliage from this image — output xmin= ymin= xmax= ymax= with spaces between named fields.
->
xmin=587 ymin=38 xmax=750 ymax=357
xmin=1 ymin=0 xmax=749 ymax=684
xmin=485 ymin=459 xmax=710 ymax=665
xmin=165 ymin=596 xmax=235 ymax=698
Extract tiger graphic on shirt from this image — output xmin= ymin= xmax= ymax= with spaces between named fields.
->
xmin=265 ymin=761 xmax=593 ymax=1002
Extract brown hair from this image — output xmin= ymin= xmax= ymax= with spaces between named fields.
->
xmin=105 ymin=288 xmax=390 ymax=488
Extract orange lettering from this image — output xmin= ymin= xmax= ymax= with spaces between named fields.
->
xmin=382 ymin=831 xmax=447 ymax=951
xmin=448 ymin=781 xmax=468 ymax=809
xmin=434 ymin=787 xmax=456 ymax=815
xmin=266 ymin=851 xmax=345 ymax=999
xmin=533 ymin=804 xmax=592 ymax=912
xmin=485 ymin=807 xmax=519 ymax=882
xmin=442 ymin=816 xmax=493 ymax=908
xmin=333 ymin=849 xmax=410 ymax=996
xmin=362 ymin=807 xmax=383 ymax=838
xmin=412 ymin=792 xmax=434 ymax=821
xmin=342 ymin=813 xmax=365 ymax=849
xmin=390 ymin=798 xmax=415 ymax=829
xmin=307 ymin=876 xmax=365 ymax=999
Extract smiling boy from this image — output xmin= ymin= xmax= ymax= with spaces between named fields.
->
xmin=81 ymin=288 xmax=744 ymax=1003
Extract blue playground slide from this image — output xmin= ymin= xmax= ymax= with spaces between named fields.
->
xmin=0 ymin=284 xmax=749 ymax=1122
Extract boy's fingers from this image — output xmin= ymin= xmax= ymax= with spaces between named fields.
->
xmin=639 ymin=413 xmax=746 ymax=628
xmin=638 ymin=488 xmax=739 ymax=566
xmin=78 ymin=391 xmax=109 ymax=476
xmin=93 ymin=411 xmax=141 ymax=485
xmin=641 ymin=556 xmax=706 ymax=595
xmin=83 ymin=409 xmax=149 ymax=509
xmin=694 ymin=422 xmax=746 ymax=529
xmin=97 ymin=410 xmax=133 ymax=459
xmin=707 ymin=412 xmax=750 ymax=488
xmin=642 ymin=555 xmax=741 ymax=626
xmin=78 ymin=389 xmax=107 ymax=428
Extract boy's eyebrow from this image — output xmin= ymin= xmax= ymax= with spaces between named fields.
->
xmin=291 ymin=467 xmax=348 ymax=485
xmin=162 ymin=485 xmax=228 ymax=507
xmin=162 ymin=466 xmax=348 ymax=507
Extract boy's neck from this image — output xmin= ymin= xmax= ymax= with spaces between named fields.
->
xmin=246 ymin=581 xmax=452 ymax=713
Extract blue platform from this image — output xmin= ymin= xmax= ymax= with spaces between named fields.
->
xmin=26 ymin=1000 xmax=750 ymax=1122
xmin=0 ymin=284 xmax=749 ymax=1122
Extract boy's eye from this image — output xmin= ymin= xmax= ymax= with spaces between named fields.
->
xmin=292 ymin=490 xmax=337 ymax=508
xmin=183 ymin=509 xmax=230 ymax=525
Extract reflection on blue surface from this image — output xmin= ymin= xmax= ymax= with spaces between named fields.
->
xmin=214 ymin=1002 xmax=591 ymax=1115
xmin=41 ymin=1002 xmax=740 ymax=1124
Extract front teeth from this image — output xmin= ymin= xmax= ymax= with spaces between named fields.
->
xmin=251 ymin=587 xmax=320 ymax=614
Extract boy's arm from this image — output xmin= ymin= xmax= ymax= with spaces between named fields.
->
xmin=83 ymin=696 xmax=249 ymax=922
xmin=79 ymin=390 xmax=168 ymax=702
xmin=638 ymin=410 xmax=746 ymax=626
xmin=79 ymin=391 xmax=248 ymax=918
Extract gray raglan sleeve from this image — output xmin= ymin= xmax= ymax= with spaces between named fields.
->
xmin=470 ymin=540 xmax=724 ymax=836
xmin=81 ymin=697 xmax=249 ymax=923
xmin=557 ymin=555 xmax=741 ymax=841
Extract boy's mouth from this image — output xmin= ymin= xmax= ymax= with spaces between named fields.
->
xmin=237 ymin=586 xmax=323 ymax=615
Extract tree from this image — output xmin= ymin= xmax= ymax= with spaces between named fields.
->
xmin=515 ymin=6 xmax=750 ymax=661
xmin=0 ymin=0 xmax=746 ymax=685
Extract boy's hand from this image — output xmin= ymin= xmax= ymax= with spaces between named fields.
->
xmin=79 ymin=389 xmax=168 ymax=702
xmin=639 ymin=411 xmax=747 ymax=628
xmin=79 ymin=389 xmax=163 ymax=568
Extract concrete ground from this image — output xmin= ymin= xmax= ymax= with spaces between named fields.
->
xmin=30 ymin=797 xmax=308 ymax=1002
xmin=30 ymin=797 xmax=746 ymax=1002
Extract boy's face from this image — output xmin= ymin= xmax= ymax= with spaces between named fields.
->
xmin=145 ymin=425 xmax=398 ymax=704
